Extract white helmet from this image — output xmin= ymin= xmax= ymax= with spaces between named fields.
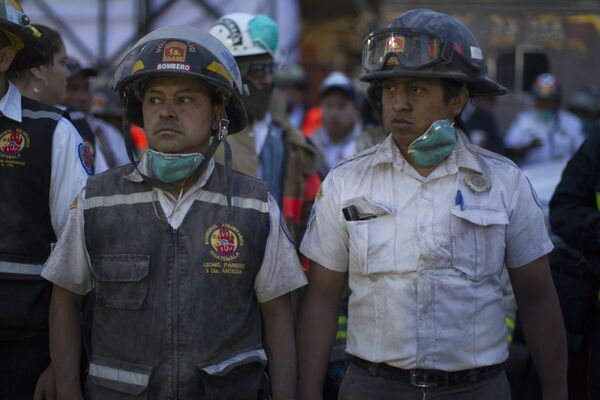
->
xmin=209 ymin=12 xmax=278 ymax=58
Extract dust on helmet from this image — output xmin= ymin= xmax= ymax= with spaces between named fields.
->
xmin=209 ymin=12 xmax=278 ymax=59
xmin=113 ymin=25 xmax=248 ymax=134
xmin=360 ymin=8 xmax=506 ymax=96
xmin=0 ymin=0 xmax=49 ymax=70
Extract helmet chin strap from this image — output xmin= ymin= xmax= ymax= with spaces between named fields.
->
xmin=121 ymin=93 xmax=231 ymax=193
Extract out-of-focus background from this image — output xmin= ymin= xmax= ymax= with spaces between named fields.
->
xmin=22 ymin=0 xmax=600 ymax=130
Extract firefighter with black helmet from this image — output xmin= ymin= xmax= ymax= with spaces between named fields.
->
xmin=44 ymin=25 xmax=305 ymax=399
xmin=297 ymin=9 xmax=567 ymax=400
xmin=0 ymin=1 xmax=91 ymax=399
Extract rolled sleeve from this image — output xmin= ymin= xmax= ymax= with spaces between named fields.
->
xmin=254 ymin=194 xmax=307 ymax=303
xmin=300 ymin=173 xmax=349 ymax=272
xmin=505 ymin=172 xmax=554 ymax=268
xmin=42 ymin=190 xmax=93 ymax=295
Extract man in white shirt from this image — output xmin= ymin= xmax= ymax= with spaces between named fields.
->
xmin=0 ymin=2 xmax=90 ymax=399
xmin=310 ymin=71 xmax=362 ymax=177
xmin=504 ymin=73 xmax=585 ymax=167
xmin=45 ymin=26 xmax=306 ymax=400
xmin=297 ymin=9 xmax=567 ymax=400
xmin=64 ymin=57 xmax=129 ymax=173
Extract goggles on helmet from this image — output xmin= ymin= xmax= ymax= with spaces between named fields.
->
xmin=362 ymin=28 xmax=469 ymax=74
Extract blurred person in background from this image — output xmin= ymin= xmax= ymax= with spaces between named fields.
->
xmin=64 ymin=57 xmax=129 ymax=173
xmin=461 ymin=96 xmax=506 ymax=155
xmin=9 ymin=24 xmax=69 ymax=108
xmin=0 ymin=2 xmax=90 ymax=399
xmin=356 ymin=83 xmax=386 ymax=151
xmin=550 ymin=132 xmax=600 ymax=399
xmin=274 ymin=63 xmax=310 ymax=130
xmin=504 ymin=73 xmax=584 ymax=166
xmin=566 ymin=88 xmax=600 ymax=138
xmin=210 ymin=12 xmax=320 ymax=254
xmin=310 ymin=71 xmax=362 ymax=177
xmin=9 ymin=24 xmax=99 ymax=176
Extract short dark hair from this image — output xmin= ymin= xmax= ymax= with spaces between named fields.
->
xmin=32 ymin=24 xmax=64 ymax=63
xmin=440 ymin=79 xmax=466 ymax=104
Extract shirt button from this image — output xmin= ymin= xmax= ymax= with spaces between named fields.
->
xmin=420 ymin=313 xmax=429 ymax=320
xmin=419 ymin=225 xmax=426 ymax=232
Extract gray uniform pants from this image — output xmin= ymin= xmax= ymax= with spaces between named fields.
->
xmin=339 ymin=361 xmax=511 ymax=400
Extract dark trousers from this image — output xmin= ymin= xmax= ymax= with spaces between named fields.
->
xmin=339 ymin=361 xmax=511 ymax=400
xmin=0 ymin=334 xmax=49 ymax=400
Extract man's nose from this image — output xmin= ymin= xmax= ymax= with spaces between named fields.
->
xmin=159 ymin=99 xmax=177 ymax=118
xmin=391 ymin=90 xmax=410 ymax=112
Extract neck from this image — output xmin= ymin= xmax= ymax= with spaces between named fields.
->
xmin=13 ymin=81 xmax=41 ymax=102
xmin=394 ymin=137 xmax=436 ymax=177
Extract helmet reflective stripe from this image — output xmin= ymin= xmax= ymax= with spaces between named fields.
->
xmin=116 ymin=25 xmax=244 ymax=97
xmin=209 ymin=12 xmax=279 ymax=58
xmin=112 ymin=24 xmax=248 ymax=134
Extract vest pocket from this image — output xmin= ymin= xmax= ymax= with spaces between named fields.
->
xmin=198 ymin=347 xmax=267 ymax=400
xmin=90 ymin=254 xmax=150 ymax=310
xmin=88 ymin=355 xmax=152 ymax=399
xmin=450 ymin=205 xmax=508 ymax=280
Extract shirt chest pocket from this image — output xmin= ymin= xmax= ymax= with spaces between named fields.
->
xmin=90 ymin=254 xmax=150 ymax=310
xmin=450 ymin=206 xmax=508 ymax=280
xmin=344 ymin=197 xmax=396 ymax=276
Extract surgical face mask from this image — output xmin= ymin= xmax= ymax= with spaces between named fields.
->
xmin=146 ymin=149 xmax=205 ymax=183
xmin=537 ymin=109 xmax=555 ymax=123
xmin=243 ymin=78 xmax=274 ymax=121
xmin=407 ymin=119 xmax=457 ymax=168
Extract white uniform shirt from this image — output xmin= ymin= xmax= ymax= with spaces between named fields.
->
xmin=86 ymin=115 xmax=129 ymax=174
xmin=0 ymin=81 xmax=89 ymax=235
xmin=301 ymin=133 xmax=553 ymax=371
xmin=311 ymin=123 xmax=361 ymax=171
xmin=42 ymin=153 xmax=307 ymax=303
xmin=504 ymin=109 xmax=585 ymax=167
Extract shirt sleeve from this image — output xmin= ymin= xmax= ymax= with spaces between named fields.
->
xmin=42 ymin=190 xmax=93 ymax=295
xmin=299 ymin=172 xmax=349 ymax=272
xmin=254 ymin=194 xmax=307 ymax=303
xmin=503 ymin=113 xmax=532 ymax=149
xmin=505 ymin=170 xmax=554 ymax=268
xmin=49 ymin=117 xmax=90 ymax=235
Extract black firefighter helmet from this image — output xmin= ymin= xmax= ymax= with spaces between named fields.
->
xmin=360 ymin=9 xmax=506 ymax=97
xmin=0 ymin=0 xmax=49 ymax=70
xmin=113 ymin=25 xmax=248 ymax=134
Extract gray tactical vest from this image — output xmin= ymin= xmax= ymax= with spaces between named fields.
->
xmin=83 ymin=163 xmax=270 ymax=400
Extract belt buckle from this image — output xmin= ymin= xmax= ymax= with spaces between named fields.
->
xmin=410 ymin=370 xmax=438 ymax=388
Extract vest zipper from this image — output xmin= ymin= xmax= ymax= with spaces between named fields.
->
xmin=172 ymin=228 xmax=180 ymax=400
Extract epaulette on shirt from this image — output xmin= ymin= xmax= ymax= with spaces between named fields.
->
xmin=464 ymin=142 xmax=518 ymax=170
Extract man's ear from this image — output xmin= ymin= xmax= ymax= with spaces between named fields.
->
xmin=212 ymin=104 xmax=224 ymax=130
xmin=0 ymin=46 xmax=15 ymax=73
xmin=451 ymin=86 xmax=470 ymax=116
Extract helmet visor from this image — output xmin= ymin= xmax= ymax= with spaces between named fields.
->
xmin=362 ymin=28 xmax=444 ymax=72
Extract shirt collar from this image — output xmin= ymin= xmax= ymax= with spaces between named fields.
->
xmin=370 ymin=130 xmax=483 ymax=175
xmin=124 ymin=152 xmax=216 ymax=189
xmin=0 ymin=82 xmax=23 ymax=122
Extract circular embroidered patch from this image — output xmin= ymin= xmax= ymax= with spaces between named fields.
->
xmin=78 ymin=143 xmax=94 ymax=175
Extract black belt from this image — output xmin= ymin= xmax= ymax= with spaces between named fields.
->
xmin=351 ymin=357 xmax=504 ymax=388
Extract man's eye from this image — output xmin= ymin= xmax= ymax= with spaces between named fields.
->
xmin=410 ymin=86 xmax=424 ymax=94
xmin=383 ymin=84 xmax=396 ymax=92
xmin=178 ymin=97 xmax=192 ymax=104
xmin=147 ymin=97 xmax=161 ymax=104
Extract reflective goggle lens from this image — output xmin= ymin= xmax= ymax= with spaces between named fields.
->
xmin=363 ymin=30 xmax=442 ymax=72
